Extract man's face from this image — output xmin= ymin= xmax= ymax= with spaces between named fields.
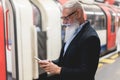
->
xmin=61 ymin=9 xmax=81 ymax=42
xmin=61 ymin=8 xmax=77 ymax=25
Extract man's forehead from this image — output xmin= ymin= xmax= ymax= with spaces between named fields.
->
xmin=63 ymin=8 xmax=73 ymax=14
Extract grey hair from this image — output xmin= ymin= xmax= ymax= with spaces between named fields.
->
xmin=63 ymin=0 xmax=82 ymax=10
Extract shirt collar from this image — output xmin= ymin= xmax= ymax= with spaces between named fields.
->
xmin=75 ymin=21 xmax=87 ymax=34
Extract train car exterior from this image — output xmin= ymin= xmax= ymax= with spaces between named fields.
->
xmin=0 ymin=0 xmax=119 ymax=80
xmin=1 ymin=0 xmax=62 ymax=80
xmin=81 ymin=3 xmax=117 ymax=57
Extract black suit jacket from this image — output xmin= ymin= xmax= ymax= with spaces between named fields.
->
xmin=53 ymin=21 xmax=101 ymax=80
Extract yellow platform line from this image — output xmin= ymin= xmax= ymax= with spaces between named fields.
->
xmin=110 ymin=54 xmax=118 ymax=59
xmin=98 ymin=63 xmax=103 ymax=68
xmin=100 ymin=58 xmax=115 ymax=64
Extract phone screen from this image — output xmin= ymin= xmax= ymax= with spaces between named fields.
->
xmin=34 ymin=56 xmax=41 ymax=61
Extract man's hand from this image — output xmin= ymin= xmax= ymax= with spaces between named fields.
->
xmin=38 ymin=60 xmax=61 ymax=75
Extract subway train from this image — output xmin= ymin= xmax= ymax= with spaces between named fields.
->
xmin=0 ymin=0 xmax=120 ymax=80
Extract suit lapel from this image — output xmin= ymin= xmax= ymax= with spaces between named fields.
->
xmin=63 ymin=21 xmax=89 ymax=58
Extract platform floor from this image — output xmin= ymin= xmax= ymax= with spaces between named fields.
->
xmin=95 ymin=53 xmax=120 ymax=80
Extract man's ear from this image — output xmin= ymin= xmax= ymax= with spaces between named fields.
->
xmin=76 ymin=9 xmax=83 ymax=19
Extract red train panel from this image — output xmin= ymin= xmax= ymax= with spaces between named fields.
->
xmin=58 ymin=0 xmax=68 ymax=5
xmin=0 ymin=2 xmax=6 ymax=80
xmin=105 ymin=0 xmax=115 ymax=4
xmin=98 ymin=4 xmax=116 ymax=50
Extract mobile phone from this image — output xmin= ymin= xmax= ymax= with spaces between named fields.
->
xmin=34 ymin=56 xmax=41 ymax=61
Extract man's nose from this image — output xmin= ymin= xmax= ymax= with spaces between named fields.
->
xmin=63 ymin=19 xmax=67 ymax=24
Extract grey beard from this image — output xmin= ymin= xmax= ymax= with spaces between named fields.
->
xmin=64 ymin=23 xmax=79 ymax=42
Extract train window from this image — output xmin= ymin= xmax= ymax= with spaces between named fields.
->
xmin=94 ymin=12 xmax=106 ymax=30
xmin=83 ymin=4 xmax=106 ymax=30
xmin=109 ymin=10 xmax=115 ymax=32
xmin=30 ymin=1 xmax=47 ymax=59
xmin=95 ymin=0 xmax=105 ymax=3
xmin=31 ymin=2 xmax=42 ymax=30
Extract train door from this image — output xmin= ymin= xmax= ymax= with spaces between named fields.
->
xmin=98 ymin=4 xmax=116 ymax=51
xmin=30 ymin=0 xmax=61 ymax=60
xmin=30 ymin=0 xmax=47 ymax=77
xmin=0 ymin=1 xmax=6 ymax=80
xmin=30 ymin=0 xmax=62 ymax=79
xmin=3 ymin=0 xmax=34 ymax=80
xmin=2 ymin=0 xmax=16 ymax=79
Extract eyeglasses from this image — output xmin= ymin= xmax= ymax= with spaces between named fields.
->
xmin=61 ymin=11 xmax=77 ymax=20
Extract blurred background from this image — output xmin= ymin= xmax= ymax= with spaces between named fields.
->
xmin=0 ymin=0 xmax=120 ymax=80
